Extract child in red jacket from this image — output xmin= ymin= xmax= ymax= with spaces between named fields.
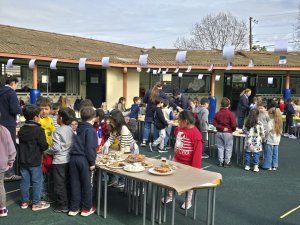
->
xmin=162 ymin=110 xmax=203 ymax=210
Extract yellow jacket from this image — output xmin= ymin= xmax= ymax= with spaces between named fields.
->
xmin=39 ymin=117 xmax=55 ymax=146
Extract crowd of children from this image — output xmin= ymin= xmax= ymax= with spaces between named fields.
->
xmin=1 ymin=80 xmax=300 ymax=218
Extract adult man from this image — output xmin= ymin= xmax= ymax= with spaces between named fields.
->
xmin=172 ymin=89 xmax=189 ymax=110
xmin=0 ymin=76 xmax=22 ymax=181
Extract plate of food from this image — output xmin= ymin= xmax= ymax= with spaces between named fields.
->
xmin=148 ymin=167 xmax=174 ymax=176
xmin=126 ymin=154 xmax=145 ymax=163
xmin=106 ymin=161 xmax=126 ymax=169
xmin=141 ymin=160 xmax=153 ymax=168
xmin=123 ymin=163 xmax=145 ymax=172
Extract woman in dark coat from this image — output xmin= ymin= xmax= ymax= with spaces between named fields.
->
xmin=236 ymin=88 xmax=251 ymax=129
xmin=141 ymin=82 xmax=181 ymax=147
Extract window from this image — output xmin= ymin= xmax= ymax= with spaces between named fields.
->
xmin=257 ymin=76 xmax=283 ymax=94
xmin=285 ymin=76 xmax=300 ymax=95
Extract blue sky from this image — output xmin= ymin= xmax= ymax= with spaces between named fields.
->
xmin=0 ymin=0 xmax=298 ymax=50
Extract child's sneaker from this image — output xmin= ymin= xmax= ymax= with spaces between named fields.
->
xmin=20 ymin=201 xmax=31 ymax=209
xmin=140 ymin=141 xmax=146 ymax=147
xmin=158 ymin=147 xmax=168 ymax=153
xmin=0 ymin=208 xmax=8 ymax=217
xmin=244 ymin=165 xmax=250 ymax=171
xmin=283 ymin=133 xmax=289 ymax=137
xmin=32 ymin=201 xmax=50 ymax=211
xmin=68 ymin=210 xmax=80 ymax=216
xmin=267 ymin=168 xmax=272 ymax=171
xmin=272 ymin=167 xmax=277 ymax=171
xmin=161 ymin=195 xmax=173 ymax=204
xmin=81 ymin=207 xmax=96 ymax=217
xmin=180 ymin=201 xmax=192 ymax=210
xmin=253 ymin=165 xmax=259 ymax=172
xmin=289 ymin=134 xmax=297 ymax=139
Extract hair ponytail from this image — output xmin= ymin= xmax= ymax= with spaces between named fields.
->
xmin=150 ymin=81 xmax=163 ymax=102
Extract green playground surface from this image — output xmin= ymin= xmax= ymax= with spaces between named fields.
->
xmin=2 ymin=137 xmax=300 ymax=225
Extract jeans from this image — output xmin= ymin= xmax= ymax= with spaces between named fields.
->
xmin=263 ymin=144 xmax=278 ymax=168
xmin=153 ymin=129 xmax=166 ymax=149
xmin=164 ymin=127 xmax=172 ymax=147
xmin=142 ymin=122 xmax=159 ymax=142
xmin=238 ymin=117 xmax=245 ymax=129
xmin=20 ymin=166 xmax=43 ymax=204
xmin=244 ymin=151 xmax=260 ymax=166
xmin=216 ymin=133 xmax=233 ymax=164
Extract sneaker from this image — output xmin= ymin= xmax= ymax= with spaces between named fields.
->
xmin=158 ymin=147 xmax=168 ymax=153
xmin=107 ymin=180 xmax=118 ymax=187
xmin=253 ymin=165 xmax=259 ymax=172
xmin=202 ymin=153 xmax=209 ymax=159
xmin=161 ymin=196 xmax=172 ymax=204
xmin=20 ymin=201 xmax=31 ymax=209
xmin=53 ymin=208 xmax=69 ymax=213
xmin=224 ymin=162 xmax=231 ymax=168
xmin=180 ymin=201 xmax=192 ymax=210
xmin=283 ymin=133 xmax=289 ymax=137
xmin=267 ymin=168 xmax=272 ymax=171
xmin=272 ymin=167 xmax=277 ymax=171
xmin=4 ymin=174 xmax=21 ymax=182
xmin=81 ymin=207 xmax=96 ymax=217
xmin=140 ymin=141 xmax=147 ymax=147
xmin=40 ymin=196 xmax=55 ymax=204
xmin=244 ymin=165 xmax=250 ymax=171
xmin=217 ymin=162 xmax=223 ymax=167
xmin=164 ymin=146 xmax=171 ymax=150
xmin=0 ymin=208 xmax=8 ymax=217
xmin=32 ymin=201 xmax=50 ymax=211
xmin=68 ymin=210 xmax=80 ymax=216
xmin=113 ymin=182 xmax=125 ymax=188
xmin=289 ymin=134 xmax=297 ymax=139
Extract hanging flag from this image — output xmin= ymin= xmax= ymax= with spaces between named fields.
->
xmin=101 ymin=57 xmax=110 ymax=68
xmin=268 ymin=77 xmax=273 ymax=84
xmin=176 ymin=51 xmax=187 ymax=64
xmin=50 ymin=59 xmax=58 ymax=70
xmin=139 ymin=54 xmax=148 ymax=67
xmin=174 ymin=67 xmax=179 ymax=73
xmin=29 ymin=59 xmax=36 ymax=69
xmin=215 ymin=75 xmax=221 ymax=81
xmin=79 ymin=58 xmax=87 ymax=71
xmin=226 ymin=62 xmax=233 ymax=70
xmin=274 ymin=40 xmax=288 ymax=53
xmin=223 ymin=45 xmax=235 ymax=60
xmin=137 ymin=67 xmax=142 ymax=72
xmin=146 ymin=68 xmax=151 ymax=73
xmin=153 ymin=69 xmax=157 ymax=75
xmin=208 ymin=64 xmax=214 ymax=71
xmin=185 ymin=65 xmax=192 ymax=72
xmin=157 ymin=68 xmax=161 ymax=74
xmin=241 ymin=76 xmax=247 ymax=82
xmin=278 ymin=56 xmax=287 ymax=64
xmin=178 ymin=72 xmax=183 ymax=78
xmin=198 ymin=74 xmax=203 ymax=79
xmin=248 ymin=59 xmax=254 ymax=67
xmin=6 ymin=59 xmax=14 ymax=68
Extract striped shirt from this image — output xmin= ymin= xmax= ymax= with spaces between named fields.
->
xmin=106 ymin=125 xmax=135 ymax=153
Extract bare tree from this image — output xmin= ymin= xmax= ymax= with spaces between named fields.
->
xmin=174 ymin=12 xmax=248 ymax=50
xmin=293 ymin=4 xmax=300 ymax=50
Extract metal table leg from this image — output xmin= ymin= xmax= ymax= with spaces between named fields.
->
xmin=185 ymin=192 xmax=188 ymax=216
xmin=104 ymin=171 xmax=108 ymax=219
xmin=211 ymin=187 xmax=216 ymax=225
xmin=97 ymin=169 xmax=102 ymax=216
xmin=151 ymin=184 xmax=156 ymax=225
xmin=171 ymin=190 xmax=176 ymax=225
xmin=207 ymin=188 xmax=212 ymax=225
xmin=163 ymin=188 xmax=167 ymax=223
xmin=193 ymin=190 xmax=197 ymax=220
xmin=143 ymin=182 xmax=147 ymax=225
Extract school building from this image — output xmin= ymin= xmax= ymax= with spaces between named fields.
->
xmin=1 ymin=24 xmax=300 ymax=119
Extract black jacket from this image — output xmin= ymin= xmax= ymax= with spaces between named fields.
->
xmin=236 ymin=95 xmax=249 ymax=117
xmin=152 ymin=106 xmax=168 ymax=130
xmin=0 ymin=86 xmax=22 ymax=127
xmin=18 ymin=121 xmax=48 ymax=167
xmin=70 ymin=122 xmax=97 ymax=166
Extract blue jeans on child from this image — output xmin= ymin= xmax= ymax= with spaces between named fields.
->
xmin=164 ymin=127 xmax=172 ymax=147
xmin=262 ymin=144 xmax=278 ymax=168
xmin=244 ymin=151 xmax=260 ymax=166
xmin=20 ymin=166 xmax=43 ymax=204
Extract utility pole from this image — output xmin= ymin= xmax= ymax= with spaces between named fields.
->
xmin=249 ymin=17 xmax=253 ymax=51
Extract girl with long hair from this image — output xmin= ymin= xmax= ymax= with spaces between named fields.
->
xmin=243 ymin=109 xmax=265 ymax=172
xmin=262 ymin=108 xmax=283 ymax=170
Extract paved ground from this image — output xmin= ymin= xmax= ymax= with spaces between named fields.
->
xmin=2 ymin=137 xmax=300 ymax=225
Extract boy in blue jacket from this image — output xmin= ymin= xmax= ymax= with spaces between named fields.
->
xmin=284 ymin=98 xmax=297 ymax=139
xmin=69 ymin=107 xmax=97 ymax=216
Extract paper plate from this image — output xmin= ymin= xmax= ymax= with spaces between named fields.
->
xmin=148 ymin=168 xmax=174 ymax=176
